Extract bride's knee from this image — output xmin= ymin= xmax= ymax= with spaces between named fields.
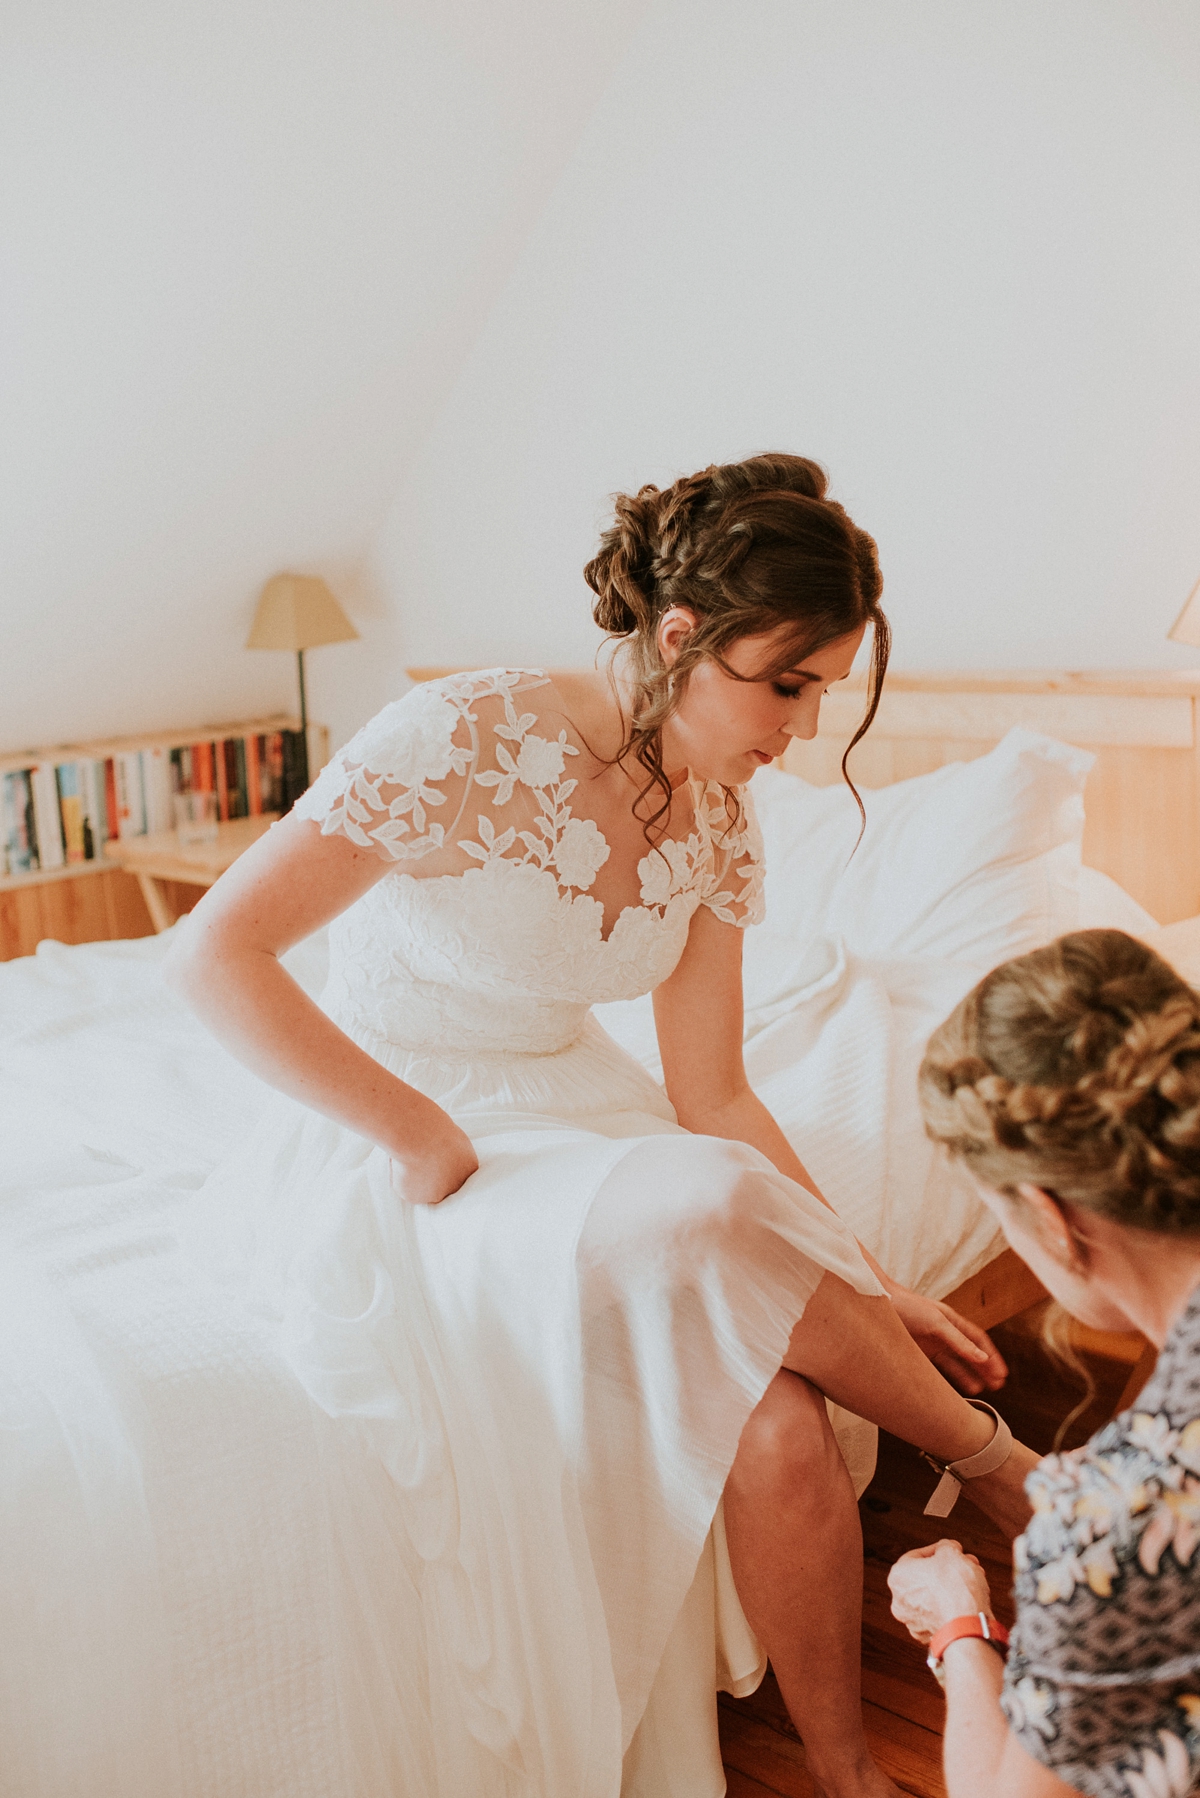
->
xmin=662 ymin=1135 xmax=772 ymax=1254
xmin=580 ymin=1134 xmax=774 ymax=1275
xmin=728 ymin=1370 xmax=845 ymax=1502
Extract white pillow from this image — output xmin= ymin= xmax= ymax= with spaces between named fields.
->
xmin=1078 ymin=865 xmax=1159 ymax=933
xmin=748 ymin=727 xmax=1093 ymax=976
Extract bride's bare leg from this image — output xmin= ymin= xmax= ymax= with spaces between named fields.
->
xmin=783 ymin=1271 xmax=1037 ymax=1538
xmin=722 ymin=1272 xmax=1037 ymax=1797
xmin=725 ymin=1370 xmax=900 ymax=1798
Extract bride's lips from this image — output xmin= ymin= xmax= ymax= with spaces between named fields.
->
xmin=750 ymin=749 xmax=775 ymax=765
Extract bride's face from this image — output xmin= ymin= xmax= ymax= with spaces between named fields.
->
xmin=659 ymin=614 xmax=866 ymax=786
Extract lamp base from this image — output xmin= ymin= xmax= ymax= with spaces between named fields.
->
xmin=296 ymin=649 xmax=310 ymax=790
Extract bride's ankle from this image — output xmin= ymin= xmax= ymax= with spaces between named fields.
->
xmin=804 ymin=1742 xmax=900 ymax=1798
xmin=965 ymin=1439 xmax=1037 ymax=1530
xmin=929 ymin=1395 xmax=1002 ymax=1465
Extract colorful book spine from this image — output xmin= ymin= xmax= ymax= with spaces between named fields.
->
xmin=29 ymin=764 xmax=65 ymax=869
xmin=81 ymin=759 xmax=108 ymax=858
xmin=114 ymin=752 xmax=146 ymax=838
xmin=280 ymin=730 xmax=308 ymax=812
xmin=2 ymin=770 xmax=37 ymax=874
xmin=220 ymin=738 xmax=242 ymax=820
xmin=55 ymin=763 xmax=86 ymax=863
xmin=245 ymin=735 xmax=262 ymax=817
xmin=266 ymin=733 xmax=284 ymax=812
xmin=191 ymin=741 xmax=214 ymax=795
xmin=214 ymin=740 xmax=229 ymax=822
xmin=232 ymin=736 xmax=249 ymax=819
xmin=141 ymin=746 xmax=173 ymax=835
xmin=103 ymin=759 xmax=119 ymax=840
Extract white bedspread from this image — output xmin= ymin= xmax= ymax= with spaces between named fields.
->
xmin=0 ymin=858 xmax=1155 ymax=1795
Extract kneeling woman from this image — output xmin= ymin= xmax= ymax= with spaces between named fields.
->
xmin=893 ymin=928 xmax=1200 ymax=1798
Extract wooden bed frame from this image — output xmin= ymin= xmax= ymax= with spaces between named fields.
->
xmin=412 ymin=664 xmax=1200 ymax=1405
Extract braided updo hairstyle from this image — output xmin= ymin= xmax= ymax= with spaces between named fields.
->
xmin=920 ymin=930 xmax=1200 ymax=1234
xmin=584 ymin=453 xmax=888 ymax=834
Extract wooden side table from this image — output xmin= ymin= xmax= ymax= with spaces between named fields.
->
xmin=104 ymin=815 xmax=278 ymax=932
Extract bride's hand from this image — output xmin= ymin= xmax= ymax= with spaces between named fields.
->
xmin=389 ymin=1118 xmax=479 ymax=1207
xmin=884 ymin=1280 xmax=1008 ymax=1395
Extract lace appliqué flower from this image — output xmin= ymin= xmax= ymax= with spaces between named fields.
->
xmin=638 ymin=837 xmax=700 ymax=910
xmin=554 ymin=818 xmax=610 ymax=891
xmin=460 ymin=686 xmax=606 ymax=898
xmin=296 ymin=682 xmax=476 ymax=858
xmin=695 ymin=784 xmax=766 ymax=927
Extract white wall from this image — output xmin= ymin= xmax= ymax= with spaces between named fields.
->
xmin=6 ymin=1 xmax=1200 ymax=763
xmin=0 ymin=0 xmax=647 ymax=753
xmin=380 ymin=0 xmax=1200 ymax=678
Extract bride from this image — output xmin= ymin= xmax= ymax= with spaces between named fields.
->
xmin=170 ymin=453 xmax=1035 ymax=1798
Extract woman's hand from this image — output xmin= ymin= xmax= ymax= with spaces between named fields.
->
xmin=389 ymin=1111 xmax=479 ymax=1207
xmin=889 ymin=1539 xmax=995 ymax=1644
xmin=883 ymin=1278 xmax=1008 ymax=1395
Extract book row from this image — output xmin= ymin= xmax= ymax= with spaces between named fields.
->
xmin=2 ymin=729 xmax=309 ymax=877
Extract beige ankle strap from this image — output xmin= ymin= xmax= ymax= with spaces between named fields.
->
xmin=922 ymin=1402 xmax=1013 ymax=1518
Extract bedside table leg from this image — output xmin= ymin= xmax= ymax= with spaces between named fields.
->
xmin=136 ymin=871 xmax=176 ymax=934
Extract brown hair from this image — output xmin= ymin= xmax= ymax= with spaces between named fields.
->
xmin=920 ymin=929 xmax=1200 ymax=1235
xmin=584 ymin=453 xmax=889 ymax=835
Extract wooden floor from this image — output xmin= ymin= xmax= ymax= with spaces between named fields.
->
xmin=717 ymin=1308 xmax=1144 ymax=1797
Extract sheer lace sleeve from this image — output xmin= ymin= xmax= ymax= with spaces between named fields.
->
xmin=292 ymin=680 xmax=479 ymax=863
xmin=696 ymin=784 xmax=766 ymax=928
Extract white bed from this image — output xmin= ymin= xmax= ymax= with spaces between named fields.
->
xmin=0 ymin=724 xmax=1161 ymax=1796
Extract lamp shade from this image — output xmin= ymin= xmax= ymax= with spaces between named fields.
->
xmin=246 ymin=574 xmax=359 ymax=652
xmin=1169 ymin=579 xmax=1200 ymax=649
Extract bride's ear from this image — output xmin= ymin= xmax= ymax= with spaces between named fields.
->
xmin=657 ymin=608 xmax=699 ymax=667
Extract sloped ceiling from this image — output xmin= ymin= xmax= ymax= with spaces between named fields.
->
xmin=380 ymin=0 xmax=1200 ymax=685
xmin=0 ymin=0 xmax=648 ymax=751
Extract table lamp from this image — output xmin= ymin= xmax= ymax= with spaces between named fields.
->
xmin=247 ymin=574 xmax=359 ymax=785
xmin=1168 ymin=579 xmax=1200 ymax=651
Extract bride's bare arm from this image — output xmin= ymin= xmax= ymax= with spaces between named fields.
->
xmin=163 ymin=811 xmax=478 ymax=1205
xmin=653 ymin=904 xmax=1005 ymax=1392
xmin=653 ymin=902 xmax=832 ymax=1197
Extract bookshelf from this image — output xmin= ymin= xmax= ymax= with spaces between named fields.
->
xmin=1 ymin=715 xmax=329 ymax=960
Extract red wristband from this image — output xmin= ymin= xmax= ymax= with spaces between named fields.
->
xmin=927 ymin=1613 xmax=1009 ymax=1686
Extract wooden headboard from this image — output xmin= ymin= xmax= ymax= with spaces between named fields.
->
xmin=778 ymin=670 xmax=1200 ymax=926
xmin=408 ymin=667 xmax=1200 ymax=927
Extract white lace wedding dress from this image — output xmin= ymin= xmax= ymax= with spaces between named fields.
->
xmin=189 ymin=669 xmax=881 ymax=1798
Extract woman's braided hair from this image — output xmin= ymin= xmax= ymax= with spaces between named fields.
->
xmin=919 ymin=930 xmax=1200 ymax=1233
xmin=584 ymin=453 xmax=888 ymax=836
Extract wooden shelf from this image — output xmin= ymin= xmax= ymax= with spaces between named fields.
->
xmin=0 ymin=859 xmax=111 ymax=894
xmin=2 ymin=716 xmax=329 ymax=957
xmin=0 ymin=713 xmax=305 ymax=777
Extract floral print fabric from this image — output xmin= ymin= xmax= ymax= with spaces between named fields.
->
xmin=1003 ymin=1285 xmax=1200 ymax=1797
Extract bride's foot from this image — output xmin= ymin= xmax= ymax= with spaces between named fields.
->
xmin=956 ymin=1436 xmax=1038 ymax=1538
xmin=805 ymin=1742 xmax=902 ymax=1798
xmin=921 ymin=1400 xmax=1036 ymax=1539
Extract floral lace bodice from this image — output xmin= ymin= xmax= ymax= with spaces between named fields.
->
xmin=293 ymin=669 xmax=765 ymax=1057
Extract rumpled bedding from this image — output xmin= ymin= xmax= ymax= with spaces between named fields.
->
xmin=0 ymin=855 xmax=1155 ymax=1795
